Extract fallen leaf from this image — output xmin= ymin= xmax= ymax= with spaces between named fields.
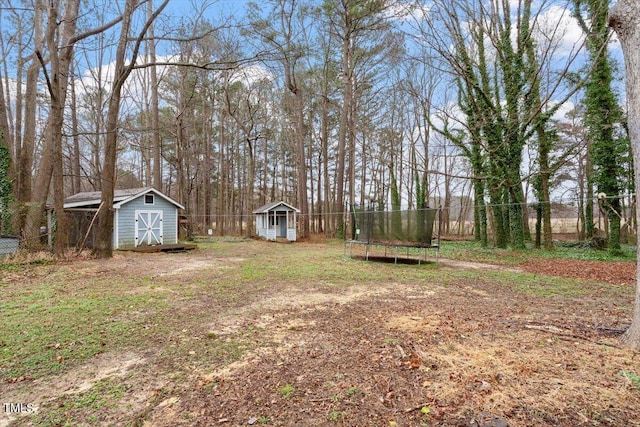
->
xmin=410 ymin=356 xmax=421 ymax=369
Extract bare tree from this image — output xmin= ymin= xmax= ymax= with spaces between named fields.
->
xmin=147 ymin=0 xmax=163 ymax=189
xmin=247 ymin=0 xmax=311 ymax=238
xmin=304 ymin=12 xmax=339 ymax=236
xmin=0 ymin=8 xmax=16 ymax=217
xmin=415 ymin=0 xmax=587 ymax=248
xmin=609 ymin=0 xmax=640 ymax=348
xmin=222 ymin=74 xmax=266 ymax=237
xmin=22 ymin=0 xmax=82 ymax=253
xmin=3 ymin=2 xmax=43 ymax=237
xmin=323 ymin=0 xmax=396 ymax=237
xmin=68 ymin=67 xmax=82 ymax=194
xmin=19 ymin=0 xmax=131 ymax=252
xmin=94 ymin=0 xmax=169 ymax=258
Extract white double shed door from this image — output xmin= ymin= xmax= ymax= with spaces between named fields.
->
xmin=135 ymin=210 xmax=164 ymax=246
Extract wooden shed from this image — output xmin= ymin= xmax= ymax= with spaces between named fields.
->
xmin=253 ymin=201 xmax=299 ymax=242
xmin=63 ymin=187 xmax=184 ymax=250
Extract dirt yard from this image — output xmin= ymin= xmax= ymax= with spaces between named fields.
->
xmin=1 ymin=240 xmax=639 ymax=427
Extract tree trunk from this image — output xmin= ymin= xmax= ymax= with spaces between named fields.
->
xmin=70 ymin=68 xmax=82 ymax=194
xmin=347 ymin=94 xmax=357 ymax=237
xmin=321 ymin=86 xmax=331 ymax=236
xmin=540 ymin=153 xmax=554 ymax=250
xmin=17 ymin=5 xmax=44 ymax=242
xmin=23 ymin=0 xmax=80 ymax=254
xmin=94 ymin=0 xmax=169 ymax=257
xmin=95 ymin=0 xmax=137 ymax=258
xmin=473 ymin=177 xmax=487 ymax=247
xmin=0 ymin=74 xmax=10 ymax=164
xmin=148 ymin=0 xmax=162 ymax=190
xmin=335 ymin=23 xmax=352 ymax=239
xmin=246 ymin=138 xmax=255 ymax=237
xmin=217 ymin=108 xmax=227 ymax=236
xmin=0 ymin=21 xmax=15 ymax=174
xmin=294 ymin=96 xmax=309 ymax=239
xmin=609 ymin=0 xmax=640 ymax=348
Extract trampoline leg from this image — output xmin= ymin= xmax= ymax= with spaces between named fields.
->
xmin=394 ymin=246 xmax=398 ymax=264
xmin=366 ymin=244 xmax=369 ymax=261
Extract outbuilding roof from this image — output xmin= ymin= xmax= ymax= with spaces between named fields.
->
xmin=252 ymin=201 xmax=300 ymax=214
xmin=63 ymin=187 xmax=185 ymax=210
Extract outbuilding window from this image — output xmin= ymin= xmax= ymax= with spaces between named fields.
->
xmin=144 ymin=194 xmax=155 ymax=205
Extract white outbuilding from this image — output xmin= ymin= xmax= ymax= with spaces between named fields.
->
xmin=253 ymin=201 xmax=299 ymax=242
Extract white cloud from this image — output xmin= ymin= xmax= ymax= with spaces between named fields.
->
xmin=228 ymin=64 xmax=274 ymax=86
xmin=386 ymin=1 xmax=429 ymax=22
xmin=549 ymin=100 xmax=578 ymax=122
xmin=533 ymin=4 xmax=586 ymax=58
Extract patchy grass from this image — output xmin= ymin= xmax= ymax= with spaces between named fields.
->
xmin=0 ymin=241 xmax=623 ymax=382
xmin=30 ymin=378 xmax=130 ymax=426
xmin=512 ymin=275 xmax=606 ymax=298
xmin=620 ymin=370 xmax=640 ymax=389
xmin=470 ymin=270 xmax=606 ymax=298
xmin=0 ymin=251 xmax=56 ymax=269
xmin=1 ymin=282 xmax=156 ymax=380
xmin=278 ymin=384 xmax=296 ymax=400
xmin=1 ymin=239 xmax=638 ymax=427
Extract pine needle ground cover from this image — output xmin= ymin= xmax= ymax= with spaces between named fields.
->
xmin=1 ymin=239 xmax=638 ymax=426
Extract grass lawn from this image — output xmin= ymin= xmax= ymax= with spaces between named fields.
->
xmin=1 ymin=239 xmax=638 ymax=426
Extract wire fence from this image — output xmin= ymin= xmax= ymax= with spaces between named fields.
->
xmin=445 ymin=199 xmax=633 ymax=240
xmin=0 ymin=235 xmax=19 ymax=256
xmin=1 ymin=195 xmax=636 ymax=256
xmin=350 ymin=208 xmax=439 ymax=247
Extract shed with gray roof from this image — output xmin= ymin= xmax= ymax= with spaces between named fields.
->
xmin=63 ymin=187 xmax=184 ymax=250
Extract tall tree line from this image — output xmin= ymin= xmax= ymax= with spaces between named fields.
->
xmin=410 ymin=0 xmax=628 ymax=249
xmin=0 ymin=0 xmax=631 ymax=253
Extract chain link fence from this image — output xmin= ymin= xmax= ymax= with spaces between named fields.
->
xmin=0 ymin=204 xmax=50 ymax=258
xmin=0 ymin=235 xmax=19 ymax=256
xmin=1 ymin=203 xmax=19 ymax=257
xmin=436 ymin=197 xmax=636 ymax=244
xmin=1 ymin=196 xmax=636 ymax=256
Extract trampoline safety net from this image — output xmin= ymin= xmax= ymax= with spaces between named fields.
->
xmin=353 ymin=208 xmax=439 ymax=247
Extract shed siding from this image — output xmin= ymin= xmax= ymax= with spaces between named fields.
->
xmin=254 ymin=206 xmax=297 ymax=242
xmin=116 ymin=195 xmax=178 ymax=248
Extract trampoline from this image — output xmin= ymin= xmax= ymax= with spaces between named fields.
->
xmin=345 ymin=207 xmax=441 ymax=264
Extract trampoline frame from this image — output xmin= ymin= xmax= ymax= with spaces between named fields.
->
xmin=344 ymin=207 xmax=441 ymax=265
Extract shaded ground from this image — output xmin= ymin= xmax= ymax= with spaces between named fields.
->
xmin=1 ymin=240 xmax=639 ymax=427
